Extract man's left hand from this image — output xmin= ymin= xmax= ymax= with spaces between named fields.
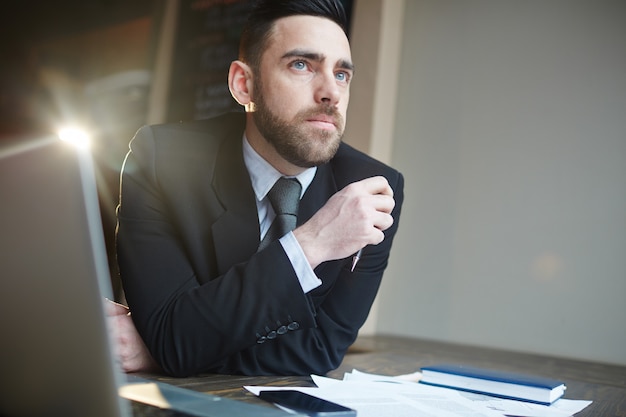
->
xmin=104 ymin=299 xmax=161 ymax=373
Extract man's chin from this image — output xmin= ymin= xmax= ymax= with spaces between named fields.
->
xmin=302 ymin=142 xmax=341 ymax=167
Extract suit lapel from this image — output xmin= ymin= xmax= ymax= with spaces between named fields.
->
xmin=298 ymin=163 xmax=338 ymax=225
xmin=211 ymin=131 xmax=260 ymax=274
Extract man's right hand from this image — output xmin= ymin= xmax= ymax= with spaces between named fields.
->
xmin=294 ymin=176 xmax=396 ymax=269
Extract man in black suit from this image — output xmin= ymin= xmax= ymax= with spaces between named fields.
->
xmin=111 ymin=0 xmax=404 ymax=377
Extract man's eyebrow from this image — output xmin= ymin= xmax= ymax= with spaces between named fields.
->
xmin=282 ymin=49 xmax=354 ymax=72
xmin=338 ymin=59 xmax=355 ymax=72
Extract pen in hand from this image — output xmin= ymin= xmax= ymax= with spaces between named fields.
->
xmin=351 ymin=248 xmax=363 ymax=272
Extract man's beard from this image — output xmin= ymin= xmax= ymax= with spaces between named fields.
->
xmin=252 ymin=83 xmax=344 ymax=168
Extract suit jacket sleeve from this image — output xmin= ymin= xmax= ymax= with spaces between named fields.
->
xmin=116 ymin=116 xmax=404 ymax=377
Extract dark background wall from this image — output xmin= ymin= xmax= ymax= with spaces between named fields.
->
xmin=1 ymin=0 xmax=159 ymax=141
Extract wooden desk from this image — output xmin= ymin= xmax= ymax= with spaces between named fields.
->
xmin=137 ymin=335 xmax=626 ymax=417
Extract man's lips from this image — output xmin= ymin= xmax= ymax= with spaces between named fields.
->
xmin=307 ymin=115 xmax=337 ymax=130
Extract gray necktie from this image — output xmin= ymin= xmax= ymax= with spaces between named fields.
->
xmin=259 ymin=177 xmax=301 ymax=250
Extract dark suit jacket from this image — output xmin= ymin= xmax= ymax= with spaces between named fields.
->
xmin=116 ymin=112 xmax=404 ymax=377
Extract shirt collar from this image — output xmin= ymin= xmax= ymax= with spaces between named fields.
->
xmin=242 ymin=134 xmax=316 ymax=202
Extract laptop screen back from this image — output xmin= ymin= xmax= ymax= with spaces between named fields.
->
xmin=0 ymin=137 xmax=128 ymax=417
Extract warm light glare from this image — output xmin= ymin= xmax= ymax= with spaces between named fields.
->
xmin=58 ymin=127 xmax=91 ymax=149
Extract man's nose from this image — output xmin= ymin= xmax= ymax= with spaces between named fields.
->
xmin=314 ymin=71 xmax=341 ymax=106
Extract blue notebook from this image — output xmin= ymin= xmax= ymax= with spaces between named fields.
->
xmin=420 ymin=364 xmax=566 ymax=405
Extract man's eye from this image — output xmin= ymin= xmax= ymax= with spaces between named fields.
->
xmin=336 ymin=71 xmax=350 ymax=83
xmin=291 ymin=60 xmax=307 ymax=71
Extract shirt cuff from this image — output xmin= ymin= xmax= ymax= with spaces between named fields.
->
xmin=279 ymin=232 xmax=322 ymax=293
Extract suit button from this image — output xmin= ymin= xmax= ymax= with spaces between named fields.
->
xmin=287 ymin=322 xmax=300 ymax=331
xmin=257 ymin=336 xmax=266 ymax=344
xmin=277 ymin=325 xmax=287 ymax=335
xmin=267 ymin=330 xmax=277 ymax=339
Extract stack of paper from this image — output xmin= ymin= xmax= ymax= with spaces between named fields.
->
xmin=245 ymin=369 xmax=592 ymax=417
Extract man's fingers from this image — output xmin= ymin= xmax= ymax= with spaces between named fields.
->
xmin=373 ymin=193 xmax=396 ymax=214
xmin=362 ymin=176 xmax=394 ymax=197
xmin=373 ymin=210 xmax=395 ymax=232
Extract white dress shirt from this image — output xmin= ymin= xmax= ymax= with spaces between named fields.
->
xmin=242 ymin=136 xmax=322 ymax=293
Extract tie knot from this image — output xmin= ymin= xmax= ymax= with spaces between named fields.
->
xmin=267 ymin=177 xmax=301 ymax=216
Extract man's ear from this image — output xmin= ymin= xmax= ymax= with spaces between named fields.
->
xmin=228 ymin=60 xmax=254 ymax=110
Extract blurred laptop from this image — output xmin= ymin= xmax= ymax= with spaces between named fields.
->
xmin=0 ymin=136 xmax=294 ymax=417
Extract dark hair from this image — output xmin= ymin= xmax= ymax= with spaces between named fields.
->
xmin=239 ymin=0 xmax=348 ymax=71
